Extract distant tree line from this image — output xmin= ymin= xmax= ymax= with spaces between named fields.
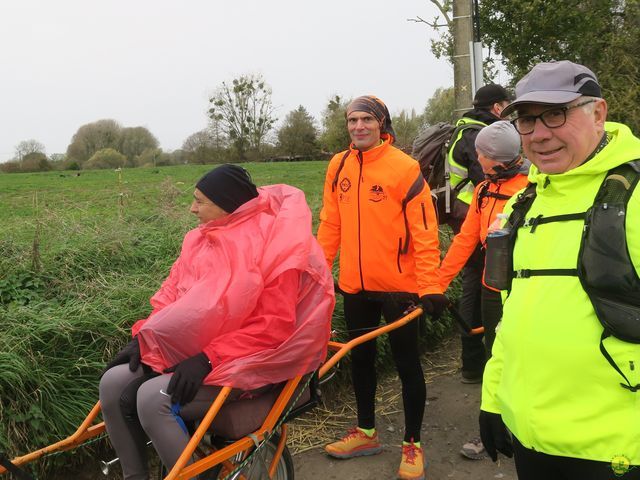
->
xmin=1 ymin=73 xmax=455 ymax=173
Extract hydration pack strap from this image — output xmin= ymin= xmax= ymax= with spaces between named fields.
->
xmin=600 ymin=330 xmax=640 ymax=392
xmin=513 ymin=268 xmax=578 ymax=279
xmin=524 ymin=212 xmax=586 ymax=233
xmin=483 ymin=191 xmax=512 ymax=201
xmin=443 ymin=148 xmax=453 ymax=214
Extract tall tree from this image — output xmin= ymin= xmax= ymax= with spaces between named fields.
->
xmin=277 ymin=106 xmax=319 ymax=157
xmin=410 ymin=1 xmax=498 ymax=82
xmin=479 ymin=0 xmax=640 ymax=132
xmin=319 ymin=95 xmax=351 ymax=154
xmin=21 ymin=152 xmax=51 ymax=172
xmin=14 ymin=139 xmax=46 ymax=161
xmin=423 ymin=87 xmax=455 ymax=125
xmin=208 ymin=73 xmax=276 ymax=160
xmin=66 ymin=119 xmax=122 ymax=165
xmin=181 ymin=129 xmax=226 ymax=165
xmin=392 ymin=109 xmax=424 ymax=151
xmin=84 ymin=148 xmax=126 ymax=170
xmin=119 ymin=127 xmax=159 ymax=166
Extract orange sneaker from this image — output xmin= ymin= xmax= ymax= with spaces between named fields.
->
xmin=325 ymin=427 xmax=383 ymax=459
xmin=397 ymin=442 xmax=425 ymax=480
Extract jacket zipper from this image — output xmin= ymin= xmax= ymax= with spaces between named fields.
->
xmin=397 ymin=237 xmax=403 ymax=273
xmin=357 ymin=152 xmax=365 ymax=291
xmin=420 ymin=202 xmax=428 ymax=229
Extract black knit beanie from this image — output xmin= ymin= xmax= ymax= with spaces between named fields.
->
xmin=195 ymin=164 xmax=258 ymax=213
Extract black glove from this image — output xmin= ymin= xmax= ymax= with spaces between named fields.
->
xmin=164 ymin=352 xmax=212 ymax=406
xmin=419 ymin=293 xmax=450 ymax=319
xmin=104 ymin=337 xmax=141 ymax=373
xmin=479 ymin=410 xmax=513 ymax=462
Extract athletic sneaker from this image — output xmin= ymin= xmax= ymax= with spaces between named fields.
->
xmin=397 ymin=442 xmax=425 ymax=480
xmin=460 ymin=437 xmax=486 ymax=460
xmin=325 ymin=427 xmax=382 ymax=459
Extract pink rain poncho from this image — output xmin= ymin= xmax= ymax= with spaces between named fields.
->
xmin=133 ymin=184 xmax=335 ymax=390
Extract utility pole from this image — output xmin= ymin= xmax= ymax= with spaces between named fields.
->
xmin=452 ymin=0 xmax=474 ymax=119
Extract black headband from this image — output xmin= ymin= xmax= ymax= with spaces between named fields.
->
xmin=346 ymin=95 xmax=396 ymax=141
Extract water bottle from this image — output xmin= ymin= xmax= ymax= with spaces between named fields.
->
xmin=484 ymin=214 xmax=513 ymax=290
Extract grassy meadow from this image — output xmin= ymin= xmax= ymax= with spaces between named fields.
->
xmin=0 ymin=161 xmax=454 ymax=473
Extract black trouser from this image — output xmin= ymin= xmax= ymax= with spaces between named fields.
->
xmin=449 ymin=208 xmax=485 ymax=374
xmin=458 ymin=246 xmax=485 ymax=373
xmin=513 ymin=436 xmax=640 ymax=480
xmin=343 ymin=293 xmax=426 ymax=442
xmin=481 ymin=286 xmax=502 ymax=358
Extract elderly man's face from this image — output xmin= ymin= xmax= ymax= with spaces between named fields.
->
xmin=347 ymin=111 xmax=382 ymax=151
xmin=190 ymin=188 xmax=228 ymax=224
xmin=517 ymin=98 xmax=607 ymax=174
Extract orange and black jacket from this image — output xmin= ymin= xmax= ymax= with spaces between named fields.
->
xmin=438 ymin=173 xmax=529 ymax=291
xmin=317 ymin=135 xmax=441 ymax=297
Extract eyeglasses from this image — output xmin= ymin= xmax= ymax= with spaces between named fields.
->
xmin=511 ymin=99 xmax=597 ymax=135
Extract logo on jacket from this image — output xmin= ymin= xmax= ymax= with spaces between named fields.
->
xmin=611 ymin=455 xmax=632 ymax=476
xmin=340 ymin=178 xmax=351 ymax=192
xmin=369 ymin=185 xmax=386 ymax=202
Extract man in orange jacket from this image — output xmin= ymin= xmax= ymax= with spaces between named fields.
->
xmin=440 ymin=120 xmax=529 ymax=351
xmin=318 ymin=95 xmax=447 ymax=480
xmin=437 ymin=121 xmax=529 ymax=460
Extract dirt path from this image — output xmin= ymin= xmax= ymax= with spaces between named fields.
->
xmin=290 ymin=337 xmax=517 ymax=480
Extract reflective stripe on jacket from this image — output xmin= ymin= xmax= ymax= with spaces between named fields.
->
xmin=481 ymin=122 xmax=640 ymax=464
xmin=438 ymin=173 xmax=529 ymax=291
xmin=317 ymin=136 xmax=441 ymax=297
xmin=446 ymin=117 xmax=487 ymax=205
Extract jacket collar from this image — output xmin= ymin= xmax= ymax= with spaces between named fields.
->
xmin=349 ymin=134 xmax=393 ymax=164
xmin=462 ymin=107 xmax=501 ymax=124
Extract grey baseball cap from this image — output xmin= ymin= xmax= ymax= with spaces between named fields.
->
xmin=501 ymin=60 xmax=601 ymax=117
xmin=475 ymin=121 xmax=521 ymax=163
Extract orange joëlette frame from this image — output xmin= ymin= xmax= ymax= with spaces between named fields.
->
xmin=1 ymin=306 xmax=430 ymax=479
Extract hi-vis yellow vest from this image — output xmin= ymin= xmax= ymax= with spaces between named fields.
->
xmin=446 ymin=117 xmax=487 ymax=205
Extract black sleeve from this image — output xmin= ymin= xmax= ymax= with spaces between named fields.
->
xmin=452 ymin=129 xmax=485 ymax=186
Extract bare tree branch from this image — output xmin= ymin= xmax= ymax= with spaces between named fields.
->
xmin=407 ymin=15 xmax=448 ymax=28
xmin=429 ymin=0 xmax=452 ymax=25
xmin=407 ymin=1 xmax=451 ymax=29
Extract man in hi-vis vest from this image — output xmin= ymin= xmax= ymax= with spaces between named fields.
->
xmin=481 ymin=61 xmax=640 ymax=479
xmin=448 ymin=84 xmax=512 ymax=385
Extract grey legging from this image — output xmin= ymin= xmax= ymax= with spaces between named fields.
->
xmin=99 ymin=364 xmax=241 ymax=480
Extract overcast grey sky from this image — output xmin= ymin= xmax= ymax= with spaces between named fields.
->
xmin=0 ymin=0 xmax=456 ymax=162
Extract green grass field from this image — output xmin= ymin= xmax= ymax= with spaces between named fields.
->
xmin=0 ymin=162 xmax=328 ymax=468
xmin=0 ymin=162 xmax=327 ymax=239
xmin=0 ymin=161 xmax=453 ymax=474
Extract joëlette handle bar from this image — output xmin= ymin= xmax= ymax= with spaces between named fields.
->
xmin=0 ymin=402 xmax=105 ymax=476
xmin=447 ymin=304 xmax=485 ymax=336
xmin=332 ymin=285 xmax=484 ymax=337
xmin=321 ymin=306 xmax=423 ymax=378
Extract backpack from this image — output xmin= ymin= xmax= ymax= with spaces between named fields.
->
xmin=411 ymin=121 xmax=483 ymax=224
